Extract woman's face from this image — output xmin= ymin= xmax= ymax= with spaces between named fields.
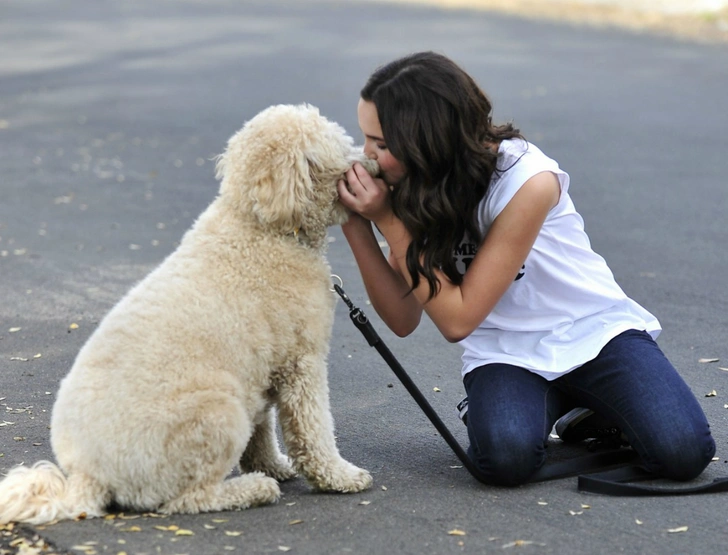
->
xmin=357 ymin=99 xmax=406 ymax=187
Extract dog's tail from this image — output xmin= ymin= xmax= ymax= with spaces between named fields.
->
xmin=0 ymin=461 xmax=107 ymax=525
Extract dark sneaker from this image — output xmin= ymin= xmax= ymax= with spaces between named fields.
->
xmin=457 ymin=397 xmax=469 ymax=426
xmin=555 ymin=407 xmax=624 ymax=444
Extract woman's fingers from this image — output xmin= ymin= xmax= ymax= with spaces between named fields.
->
xmin=346 ymin=166 xmax=364 ymax=191
xmin=352 ymin=162 xmax=386 ymax=192
xmin=337 ymin=178 xmax=357 ymax=209
xmin=353 ymin=161 xmax=373 ymax=181
xmin=339 ymin=163 xmax=392 ymax=222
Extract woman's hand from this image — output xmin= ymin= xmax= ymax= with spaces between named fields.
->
xmin=337 ymin=163 xmax=393 ymax=225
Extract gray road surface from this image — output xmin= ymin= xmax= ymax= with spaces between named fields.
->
xmin=1 ymin=1 xmax=727 ymax=554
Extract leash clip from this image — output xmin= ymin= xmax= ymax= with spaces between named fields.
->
xmin=330 ymin=275 xmax=354 ymax=310
xmin=330 ymin=278 xmax=378 ymax=346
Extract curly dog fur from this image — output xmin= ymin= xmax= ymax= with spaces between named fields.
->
xmin=0 ymin=104 xmax=376 ymax=524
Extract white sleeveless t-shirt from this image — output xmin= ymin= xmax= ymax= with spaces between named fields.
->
xmin=456 ymin=139 xmax=660 ymax=381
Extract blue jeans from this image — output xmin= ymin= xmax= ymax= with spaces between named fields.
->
xmin=463 ymin=329 xmax=716 ymax=486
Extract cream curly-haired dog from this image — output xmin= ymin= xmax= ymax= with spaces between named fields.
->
xmin=0 ymin=104 xmax=376 ymax=524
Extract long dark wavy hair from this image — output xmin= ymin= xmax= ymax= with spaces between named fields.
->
xmin=361 ymin=51 xmax=524 ymax=299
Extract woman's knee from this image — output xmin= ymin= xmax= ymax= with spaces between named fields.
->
xmin=463 ymin=364 xmax=555 ymax=486
xmin=638 ymin=428 xmax=716 ymax=481
xmin=468 ymin=434 xmax=546 ymax=486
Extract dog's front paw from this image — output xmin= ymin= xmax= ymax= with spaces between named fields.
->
xmin=241 ymin=455 xmax=297 ymax=482
xmin=311 ymin=461 xmax=373 ymax=493
xmin=263 ymin=456 xmax=297 ymax=482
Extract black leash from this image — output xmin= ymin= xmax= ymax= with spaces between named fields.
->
xmin=334 ymin=282 xmax=728 ymax=496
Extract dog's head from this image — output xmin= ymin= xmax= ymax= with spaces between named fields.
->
xmin=215 ymin=104 xmax=378 ymax=242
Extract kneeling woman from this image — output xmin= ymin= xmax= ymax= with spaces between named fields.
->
xmin=338 ymin=51 xmax=715 ymax=486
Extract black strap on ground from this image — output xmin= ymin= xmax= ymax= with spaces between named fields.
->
xmin=578 ymin=466 xmax=728 ymax=496
xmin=334 ymin=283 xmax=728 ymax=496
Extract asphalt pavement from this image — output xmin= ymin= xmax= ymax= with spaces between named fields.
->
xmin=1 ymin=1 xmax=727 ymax=554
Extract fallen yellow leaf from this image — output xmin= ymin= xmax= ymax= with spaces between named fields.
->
xmin=503 ymin=540 xmax=536 ymax=548
xmin=667 ymin=526 xmax=688 ymax=533
xmin=225 ymin=531 xmax=243 ymax=537
xmin=175 ymin=529 xmax=194 ymax=536
xmin=448 ymin=529 xmax=466 ymax=536
xmin=71 ymin=546 xmax=96 ymax=554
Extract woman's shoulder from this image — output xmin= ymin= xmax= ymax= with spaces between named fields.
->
xmin=496 ymin=139 xmax=552 ymax=170
xmin=494 ymin=139 xmax=563 ymax=183
xmin=482 ymin=139 xmax=568 ymax=223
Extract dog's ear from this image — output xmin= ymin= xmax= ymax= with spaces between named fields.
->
xmin=218 ymin=104 xmax=356 ymax=235
xmin=247 ymin=148 xmax=312 ymax=232
xmin=216 ymin=114 xmax=315 ymax=233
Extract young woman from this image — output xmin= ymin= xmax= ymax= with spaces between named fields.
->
xmin=337 ymin=51 xmax=715 ymax=486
